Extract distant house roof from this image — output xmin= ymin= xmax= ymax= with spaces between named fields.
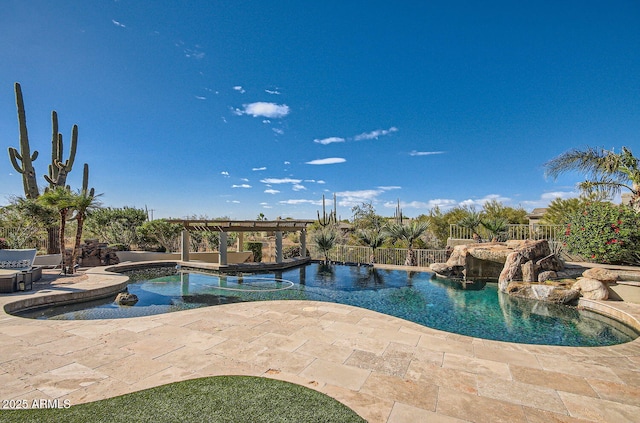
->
xmin=527 ymin=208 xmax=547 ymax=220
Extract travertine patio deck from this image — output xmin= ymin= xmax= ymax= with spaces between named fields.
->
xmin=0 ymin=266 xmax=639 ymax=422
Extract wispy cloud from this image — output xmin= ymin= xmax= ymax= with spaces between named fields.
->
xmin=306 ymin=158 xmax=346 ymax=165
xmin=335 ymin=189 xmax=384 ymax=207
xmin=264 ymin=189 xmax=280 ymax=194
xmin=221 ymin=171 xmax=230 ymax=177
xmin=409 ymin=150 xmax=445 ymax=156
xmin=235 ymin=102 xmax=290 ymax=118
xmin=292 ymin=184 xmax=306 ymax=191
xmin=232 ymin=184 xmax=252 ymax=189
xmin=195 ymin=96 xmax=206 ymax=100
xmin=184 ymin=48 xmax=205 ymax=59
xmin=459 ymin=194 xmax=511 ymax=208
xmin=233 ymin=86 xmax=245 ymax=93
xmin=378 ymin=186 xmax=401 ymax=191
xmin=272 ymin=128 xmax=284 ymax=135
xmin=111 ymin=19 xmax=126 ymax=28
xmin=354 ymin=126 xmax=398 ymax=141
xmin=260 ymin=177 xmax=302 ymax=184
xmin=265 ymin=89 xmax=281 ymax=95
xmin=252 ymin=167 xmax=267 ymax=171
xmin=279 ymin=199 xmax=322 ymax=205
xmin=383 ymin=199 xmax=456 ymax=210
xmin=314 ymin=137 xmax=345 ymax=145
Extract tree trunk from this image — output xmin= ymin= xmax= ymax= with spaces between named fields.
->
xmin=71 ymin=215 xmax=84 ymax=274
xmin=47 ymin=226 xmax=59 ymax=254
xmin=59 ymin=209 xmax=68 ymax=273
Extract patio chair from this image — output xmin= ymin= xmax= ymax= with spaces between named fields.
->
xmin=0 ymin=249 xmax=40 ymax=292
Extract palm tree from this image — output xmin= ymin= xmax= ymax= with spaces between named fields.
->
xmin=480 ymin=218 xmax=507 ymax=242
xmin=313 ymin=229 xmax=337 ymax=264
xmin=458 ymin=211 xmax=483 ymax=242
xmin=69 ymin=188 xmax=102 ymax=273
xmin=384 ymin=221 xmax=429 ymax=266
xmin=544 ymin=146 xmax=640 ymax=209
xmin=356 ymin=228 xmax=386 ymax=264
xmin=38 ymin=187 xmax=75 ymax=273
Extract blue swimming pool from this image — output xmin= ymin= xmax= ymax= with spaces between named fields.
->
xmin=17 ymin=263 xmax=639 ymax=346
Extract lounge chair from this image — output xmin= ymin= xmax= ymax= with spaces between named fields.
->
xmin=0 ymin=249 xmax=42 ymax=292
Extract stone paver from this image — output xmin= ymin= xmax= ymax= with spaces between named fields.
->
xmin=0 ymin=266 xmax=639 ymax=422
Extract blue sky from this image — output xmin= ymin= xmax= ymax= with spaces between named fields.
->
xmin=1 ymin=1 xmax=639 ymax=220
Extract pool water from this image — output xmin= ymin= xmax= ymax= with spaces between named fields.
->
xmin=17 ymin=263 xmax=639 ymax=347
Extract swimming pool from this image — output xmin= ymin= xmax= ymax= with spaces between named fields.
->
xmin=17 ymin=263 xmax=639 ymax=347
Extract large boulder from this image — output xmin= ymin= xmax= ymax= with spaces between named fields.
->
xmin=582 ymin=268 xmax=618 ymax=284
xmin=572 ymin=278 xmax=609 ymax=300
xmin=115 ymin=292 xmax=139 ymax=306
xmin=505 ymin=281 xmax=580 ymax=304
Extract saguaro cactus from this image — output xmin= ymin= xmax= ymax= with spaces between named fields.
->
xmin=317 ymin=193 xmax=337 ymax=227
xmin=44 ymin=110 xmax=77 ymax=188
xmin=7 ymin=82 xmax=40 ymax=199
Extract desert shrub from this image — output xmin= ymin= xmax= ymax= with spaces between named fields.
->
xmin=282 ymin=245 xmax=310 ymax=259
xmin=563 ymin=202 xmax=640 ymax=265
xmin=244 ymin=242 xmax=262 ymax=262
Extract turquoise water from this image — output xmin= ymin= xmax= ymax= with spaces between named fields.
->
xmin=17 ymin=263 xmax=639 ymax=346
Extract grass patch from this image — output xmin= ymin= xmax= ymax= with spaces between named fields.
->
xmin=1 ymin=376 xmax=365 ymax=422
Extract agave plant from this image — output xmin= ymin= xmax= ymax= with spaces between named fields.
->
xmin=480 ymin=218 xmax=507 ymax=242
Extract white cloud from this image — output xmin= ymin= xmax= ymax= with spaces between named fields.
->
xmin=317 ymin=180 xmax=326 ymax=184
xmin=305 ymin=158 xmax=346 ymax=165
xmin=221 ymin=171 xmax=230 ymax=177
xmin=409 ymin=150 xmax=445 ymax=156
xmin=284 ymin=161 xmax=291 ymax=165
xmin=292 ymin=184 xmax=306 ymax=191
xmin=378 ymin=186 xmax=401 ymax=191
xmin=252 ymin=167 xmax=267 ymax=171
xmin=335 ymin=189 xmax=384 ymax=207
xmin=264 ymin=189 xmax=280 ymax=194
xmin=195 ymin=96 xmax=206 ymax=100
xmin=459 ymin=194 xmax=511 ymax=208
xmin=354 ymin=126 xmax=398 ymax=141
xmin=279 ymin=199 xmax=321 ymax=205
xmin=265 ymin=89 xmax=281 ymax=95
xmin=272 ymin=128 xmax=284 ymax=135
xmin=314 ymin=137 xmax=345 ymax=145
xmin=260 ymin=177 xmax=302 ymax=184
xmin=111 ymin=19 xmax=126 ymax=28
xmin=240 ymin=178 xmax=249 ymax=182
xmin=232 ymin=184 xmax=252 ymax=188
xmin=236 ymin=102 xmax=290 ymax=118
xmin=233 ymin=86 xmax=245 ymax=93
xmin=184 ymin=48 xmax=205 ymax=59
xmin=540 ymin=191 xmax=578 ymax=200
xmin=383 ymin=199 xmax=456 ymax=210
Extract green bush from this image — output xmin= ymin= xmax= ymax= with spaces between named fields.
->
xmin=244 ymin=242 xmax=262 ymax=262
xmin=563 ymin=202 xmax=640 ymax=264
xmin=282 ymin=245 xmax=310 ymax=259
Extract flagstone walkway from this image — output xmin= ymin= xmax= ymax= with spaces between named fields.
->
xmin=0 ymin=267 xmax=639 ymax=422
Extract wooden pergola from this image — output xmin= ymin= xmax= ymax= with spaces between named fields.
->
xmin=167 ymin=219 xmax=315 ymax=265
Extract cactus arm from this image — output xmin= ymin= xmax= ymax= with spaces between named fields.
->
xmin=8 ymin=147 xmax=25 ymax=174
xmin=65 ymin=124 xmax=77 ymax=170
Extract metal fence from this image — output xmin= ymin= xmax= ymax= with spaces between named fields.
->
xmin=449 ymin=224 xmax=564 ymax=241
xmin=310 ymin=244 xmax=449 ymax=267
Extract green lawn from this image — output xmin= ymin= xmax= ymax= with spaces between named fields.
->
xmin=1 ymin=376 xmax=366 ymax=422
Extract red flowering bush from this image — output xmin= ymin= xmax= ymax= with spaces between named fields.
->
xmin=563 ymin=202 xmax=640 ymax=264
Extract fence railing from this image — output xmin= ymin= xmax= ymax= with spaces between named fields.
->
xmin=310 ymin=244 xmax=449 ymax=267
xmin=449 ymin=224 xmax=564 ymax=241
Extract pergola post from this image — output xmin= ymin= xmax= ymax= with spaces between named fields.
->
xmin=181 ymin=230 xmax=190 ymax=262
xmin=275 ymin=231 xmax=283 ymax=263
xmin=236 ymin=232 xmax=244 ymax=252
xmin=300 ymin=229 xmax=307 ymax=258
xmin=219 ymin=231 xmax=228 ymax=265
